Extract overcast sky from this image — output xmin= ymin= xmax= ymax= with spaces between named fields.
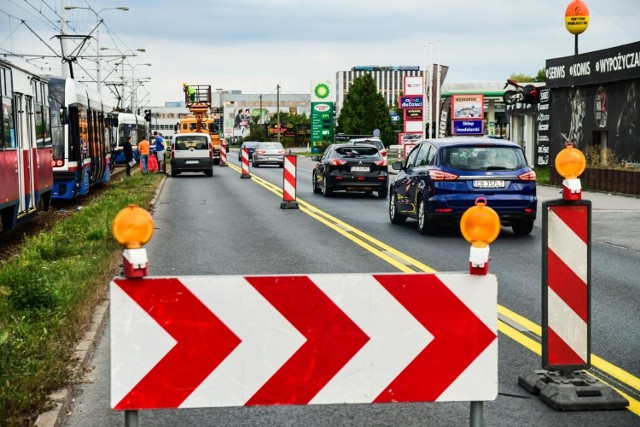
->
xmin=1 ymin=0 xmax=639 ymax=107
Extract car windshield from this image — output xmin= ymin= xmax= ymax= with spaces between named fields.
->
xmin=244 ymin=142 xmax=259 ymax=148
xmin=442 ymin=146 xmax=526 ymax=171
xmin=174 ymin=136 xmax=208 ymax=150
xmin=336 ymin=146 xmax=379 ymax=157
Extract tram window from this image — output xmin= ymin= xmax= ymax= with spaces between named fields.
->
xmin=2 ymin=97 xmax=16 ymax=149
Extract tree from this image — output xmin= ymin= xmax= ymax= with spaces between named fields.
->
xmin=509 ymin=68 xmax=546 ymax=83
xmin=337 ymin=74 xmax=394 ymax=145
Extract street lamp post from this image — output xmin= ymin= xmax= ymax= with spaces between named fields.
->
xmin=64 ymin=5 xmax=129 ymax=93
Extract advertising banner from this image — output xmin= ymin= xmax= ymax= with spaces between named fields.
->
xmin=452 ymin=95 xmax=484 ymax=119
xmin=452 ymin=120 xmax=484 ymax=135
xmin=404 ymin=76 xmax=423 ymax=96
xmin=399 ymin=96 xmax=423 ymax=108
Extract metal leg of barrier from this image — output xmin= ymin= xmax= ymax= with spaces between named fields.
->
xmin=125 ymin=410 xmax=138 ymax=427
xmin=470 ymin=401 xmax=483 ymax=427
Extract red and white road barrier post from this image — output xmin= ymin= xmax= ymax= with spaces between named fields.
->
xmin=219 ymin=145 xmax=228 ymax=167
xmin=519 ymin=143 xmax=628 ymax=411
xmin=280 ymin=154 xmax=299 ymax=209
xmin=240 ymin=147 xmax=251 ymax=179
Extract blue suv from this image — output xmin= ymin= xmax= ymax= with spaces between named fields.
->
xmin=389 ymin=137 xmax=537 ymax=235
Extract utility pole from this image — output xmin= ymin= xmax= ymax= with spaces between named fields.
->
xmin=276 ymin=84 xmax=281 ymax=143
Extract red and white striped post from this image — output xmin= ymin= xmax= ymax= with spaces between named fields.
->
xmin=219 ymin=145 xmax=228 ymax=167
xmin=280 ymin=154 xmax=299 ymax=209
xmin=542 ymin=200 xmax=590 ymax=371
xmin=240 ymin=147 xmax=251 ymax=179
xmin=518 ymin=144 xmax=628 ymax=410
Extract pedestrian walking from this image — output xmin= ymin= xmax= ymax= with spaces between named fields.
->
xmin=138 ymin=137 xmax=150 ymax=174
xmin=123 ymin=136 xmax=134 ymax=176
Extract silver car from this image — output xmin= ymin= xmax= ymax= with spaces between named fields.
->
xmin=252 ymin=142 xmax=286 ymax=167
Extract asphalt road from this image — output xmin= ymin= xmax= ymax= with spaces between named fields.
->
xmin=62 ymin=151 xmax=640 ymax=426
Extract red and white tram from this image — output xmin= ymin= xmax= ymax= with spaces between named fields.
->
xmin=0 ymin=60 xmax=53 ymax=232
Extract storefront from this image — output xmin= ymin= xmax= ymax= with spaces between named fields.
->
xmin=545 ymin=41 xmax=640 ymax=166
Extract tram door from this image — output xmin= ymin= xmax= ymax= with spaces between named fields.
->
xmin=15 ymin=93 xmax=36 ymax=216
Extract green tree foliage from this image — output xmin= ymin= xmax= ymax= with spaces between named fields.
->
xmin=509 ymin=68 xmax=546 ymax=83
xmin=337 ymin=74 xmax=394 ymax=145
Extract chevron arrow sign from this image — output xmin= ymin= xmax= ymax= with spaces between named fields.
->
xmin=110 ymin=273 xmax=497 ymax=410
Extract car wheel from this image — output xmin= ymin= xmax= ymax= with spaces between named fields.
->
xmin=205 ymin=168 xmax=213 ymax=177
xmin=378 ymin=187 xmax=388 ymax=199
xmin=171 ymin=169 xmax=177 ymax=177
xmin=253 ymin=160 xmax=259 ymax=167
xmin=417 ymin=197 xmax=435 ymax=235
xmin=322 ymin=175 xmax=333 ymax=197
xmin=312 ymin=172 xmax=322 ymax=194
xmin=512 ymin=219 xmax=534 ymax=236
xmin=389 ymin=191 xmax=407 ymax=224
xmin=279 ymin=162 xmax=284 ymax=168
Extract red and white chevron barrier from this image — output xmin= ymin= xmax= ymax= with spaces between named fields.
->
xmin=281 ymin=154 xmax=299 ymax=209
xmin=240 ymin=148 xmax=250 ymax=179
xmin=542 ymin=201 xmax=591 ymax=370
xmin=111 ymin=273 xmax=497 ymax=410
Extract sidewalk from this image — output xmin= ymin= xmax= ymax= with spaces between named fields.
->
xmin=537 ymin=185 xmax=640 ymax=252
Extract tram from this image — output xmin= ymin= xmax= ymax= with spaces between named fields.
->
xmin=48 ymin=77 xmax=113 ymax=199
xmin=107 ymin=111 xmax=148 ymax=166
xmin=0 ymin=60 xmax=53 ymax=231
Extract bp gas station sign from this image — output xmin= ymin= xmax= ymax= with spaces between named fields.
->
xmin=311 ymin=81 xmax=335 ymax=154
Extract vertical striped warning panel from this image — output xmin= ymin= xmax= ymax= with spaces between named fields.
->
xmin=542 ymin=200 xmax=591 ymax=370
xmin=283 ymin=155 xmax=296 ymax=202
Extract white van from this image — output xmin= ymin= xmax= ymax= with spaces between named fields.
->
xmin=170 ymin=133 xmax=213 ymax=177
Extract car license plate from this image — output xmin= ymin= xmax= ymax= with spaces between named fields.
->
xmin=351 ymin=166 xmax=370 ymax=172
xmin=473 ymin=180 xmax=504 ymax=188
xmin=186 ymin=160 xmax=198 ymax=164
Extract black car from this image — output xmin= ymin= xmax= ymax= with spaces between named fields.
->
xmin=312 ymin=144 xmax=389 ymax=198
xmin=389 ymin=137 xmax=537 ymax=235
xmin=238 ymin=141 xmax=260 ymax=161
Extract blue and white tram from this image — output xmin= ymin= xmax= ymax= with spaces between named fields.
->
xmin=49 ymin=77 xmax=112 ymax=200
xmin=107 ymin=111 xmax=148 ymax=166
xmin=0 ymin=60 xmax=53 ymax=231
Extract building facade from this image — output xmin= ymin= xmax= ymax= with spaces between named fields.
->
xmin=335 ymin=66 xmax=424 ymax=114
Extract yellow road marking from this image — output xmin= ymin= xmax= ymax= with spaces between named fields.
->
xmin=228 ymin=161 xmax=640 ymax=411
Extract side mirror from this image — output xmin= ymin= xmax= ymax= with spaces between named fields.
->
xmin=391 ymin=160 xmax=403 ymax=171
xmin=59 ymin=107 xmax=69 ymax=125
xmin=312 ymin=155 xmax=320 ymax=162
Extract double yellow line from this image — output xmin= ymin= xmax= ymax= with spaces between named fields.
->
xmin=228 ymin=162 xmax=640 ymax=415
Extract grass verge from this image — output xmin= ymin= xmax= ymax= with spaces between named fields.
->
xmin=0 ymin=172 xmax=163 ymax=426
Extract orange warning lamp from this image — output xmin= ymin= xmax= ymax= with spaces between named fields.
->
xmin=112 ymin=204 xmax=154 ymax=249
xmin=555 ymin=144 xmax=586 ymax=179
xmin=460 ymin=198 xmax=500 ymax=248
xmin=461 ymin=198 xmax=500 ymax=276
xmin=565 ymin=0 xmax=590 ymax=35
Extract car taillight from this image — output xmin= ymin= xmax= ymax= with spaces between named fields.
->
xmin=171 ymin=143 xmax=175 ymax=158
xmin=330 ymin=159 xmax=347 ymax=166
xmin=374 ymin=159 xmax=387 ymax=166
xmin=518 ymin=171 xmax=537 ymax=181
xmin=429 ymin=170 xmax=459 ymax=180
xmin=380 ymin=150 xmax=387 ymax=157
xmin=256 ymin=149 xmax=267 ymax=154
xmin=278 ymin=150 xmax=285 ymax=154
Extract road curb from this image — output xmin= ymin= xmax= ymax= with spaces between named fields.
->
xmin=34 ymin=175 xmax=167 ymax=427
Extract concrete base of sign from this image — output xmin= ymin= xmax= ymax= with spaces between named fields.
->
xmin=219 ymin=163 xmax=228 ymax=167
xmin=519 ymin=370 xmax=629 ymax=411
xmin=280 ymin=201 xmax=299 ymax=209
xmin=240 ymin=173 xmax=251 ymax=179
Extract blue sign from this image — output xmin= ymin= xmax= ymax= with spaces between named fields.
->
xmin=399 ymin=96 xmax=423 ymax=108
xmin=452 ymin=119 xmax=484 ymax=135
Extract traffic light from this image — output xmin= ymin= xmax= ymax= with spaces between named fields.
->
xmin=144 ymin=109 xmax=151 ymax=122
